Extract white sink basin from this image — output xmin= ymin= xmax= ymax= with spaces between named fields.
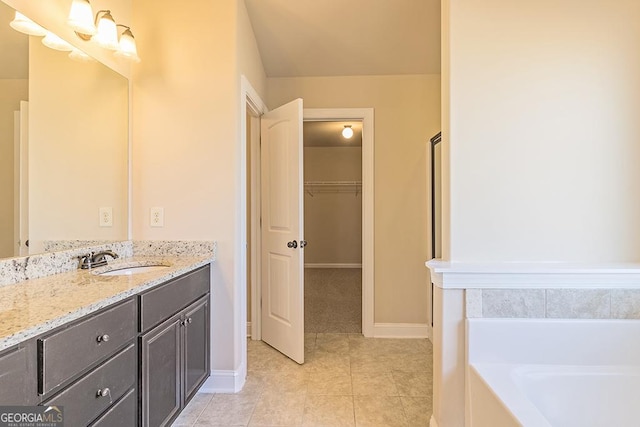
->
xmin=98 ymin=265 xmax=169 ymax=276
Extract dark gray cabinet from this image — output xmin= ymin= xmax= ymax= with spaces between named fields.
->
xmin=0 ymin=341 xmax=37 ymax=405
xmin=0 ymin=263 xmax=210 ymax=427
xmin=141 ymin=295 xmax=210 ymax=427
xmin=184 ymin=297 xmax=210 ymax=403
xmin=37 ymin=298 xmax=138 ymax=426
xmin=140 ymin=314 xmax=182 ymax=427
xmin=38 ymin=298 xmax=137 ymax=394
xmin=42 ymin=343 xmax=137 ymax=427
xmin=139 ymin=264 xmax=210 ymax=427
xmin=90 ymin=388 xmax=137 ymax=427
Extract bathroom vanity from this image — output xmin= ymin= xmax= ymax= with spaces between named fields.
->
xmin=0 ymin=254 xmax=211 ymax=427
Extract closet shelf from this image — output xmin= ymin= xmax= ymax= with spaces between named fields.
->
xmin=304 ymin=181 xmax=362 ymax=196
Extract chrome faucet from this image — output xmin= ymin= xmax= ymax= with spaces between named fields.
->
xmin=77 ymin=250 xmax=119 ymax=269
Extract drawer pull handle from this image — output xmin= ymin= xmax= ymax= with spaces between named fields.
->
xmin=96 ymin=388 xmax=112 ymax=404
xmin=97 ymin=334 xmax=110 ymax=343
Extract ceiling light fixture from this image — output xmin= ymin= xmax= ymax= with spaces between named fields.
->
xmin=342 ymin=125 xmax=354 ymax=139
xmin=9 ymin=11 xmax=47 ymax=36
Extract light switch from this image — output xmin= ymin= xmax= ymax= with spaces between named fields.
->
xmin=150 ymin=207 xmax=164 ymax=227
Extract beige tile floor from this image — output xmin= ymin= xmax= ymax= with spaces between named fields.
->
xmin=173 ymin=334 xmax=433 ymax=427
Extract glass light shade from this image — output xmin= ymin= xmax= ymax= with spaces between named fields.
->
xmin=42 ymin=32 xmax=74 ymax=51
xmin=69 ymin=48 xmax=94 ymax=62
xmin=93 ymin=11 xmax=118 ymax=50
xmin=67 ymin=0 xmax=96 ymax=36
xmin=342 ymin=126 xmax=354 ymax=139
xmin=114 ymin=28 xmax=141 ymax=62
xmin=10 ymin=11 xmax=47 ymax=36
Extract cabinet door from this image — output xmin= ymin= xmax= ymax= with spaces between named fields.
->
xmin=0 ymin=341 xmax=37 ymax=405
xmin=140 ymin=315 xmax=181 ymax=427
xmin=183 ymin=296 xmax=210 ymax=404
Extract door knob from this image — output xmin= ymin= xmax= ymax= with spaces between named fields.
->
xmin=287 ymin=240 xmax=298 ymax=248
xmin=300 ymin=240 xmax=307 ymax=248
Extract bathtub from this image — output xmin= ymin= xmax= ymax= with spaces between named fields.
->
xmin=467 ymin=319 xmax=640 ymax=427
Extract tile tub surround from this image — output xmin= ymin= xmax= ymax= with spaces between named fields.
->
xmin=0 ymin=255 xmax=213 ymax=352
xmin=0 ymin=240 xmax=217 ymax=287
xmin=467 ymin=288 xmax=640 ymax=319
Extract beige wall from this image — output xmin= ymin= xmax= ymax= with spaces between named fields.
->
xmin=0 ymin=79 xmax=27 ymax=257
xmin=446 ymin=0 xmax=640 ymax=263
xmin=304 ymin=146 xmax=362 ymax=265
xmin=28 ymin=40 xmax=128 ymax=253
xmin=132 ymin=0 xmax=266 ymax=373
xmin=269 ymin=75 xmax=440 ymax=324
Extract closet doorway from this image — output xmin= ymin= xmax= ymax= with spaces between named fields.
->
xmin=303 ymin=121 xmax=363 ymax=333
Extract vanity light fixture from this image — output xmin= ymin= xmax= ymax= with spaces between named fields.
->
xmin=42 ymin=31 xmax=74 ymax=51
xmin=9 ymin=11 xmax=47 ymax=36
xmin=67 ymin=3 xmax=141 ymax=62
xmin=342 ymin=125 xmax=354 ymax=139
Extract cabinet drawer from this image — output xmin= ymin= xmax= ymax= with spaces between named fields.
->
xmin=0 ymin=341 xmax=37 ymax=405
xmin=90 ymin=387 xmax=137 ymax=427
xmin=43 ymin=344 xmax=136 ymax=427
xmin=140 ymin=265 xmax=210 ymax=332
xmin=39 ymin=298 xmax=137 ymax=394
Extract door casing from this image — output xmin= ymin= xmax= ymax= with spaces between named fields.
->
xmin=248 ymin=107 xmax=375 ymax=341
xmin=239 ymin=75 xmax=375 ymax=376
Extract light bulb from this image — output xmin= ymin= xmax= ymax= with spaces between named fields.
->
xmin=93 ymin=11 xmax=118 ymax=50
xmin=342 ymin=126 xmax=354 ymax=139
xmin=114 ymin=28 xmax=141 ymax=62
xmin=67 ymin=0 xmax=96 ymax=36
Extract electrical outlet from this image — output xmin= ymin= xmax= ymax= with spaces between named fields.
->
xmin=99 ymin=207 xmax=113 ymax=227
xmin=150 ymin=207 xmax=164 ymax=227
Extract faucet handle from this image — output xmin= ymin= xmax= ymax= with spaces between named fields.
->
xmin=77 ymin=252 xmax=94 ymax=269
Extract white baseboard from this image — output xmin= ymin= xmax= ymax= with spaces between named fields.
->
xmin=247 ymin=321 xmax=252 ymax=338
xmin=373 ymin=322 xmax=431 ymax=339
xmin=304 ymin=263 xmax=362 ymax=268
xmin=199 ymin=368 xmax=245 ymax=393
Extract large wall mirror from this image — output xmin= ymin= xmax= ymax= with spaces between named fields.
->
xmin=0 ymin=1 xmax=128 ymax=259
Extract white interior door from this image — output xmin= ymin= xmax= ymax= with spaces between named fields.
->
xmin=260 ymin=98 xmax=304 ymax=364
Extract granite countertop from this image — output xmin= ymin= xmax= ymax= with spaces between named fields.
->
xmin=0 ymin=255 xmax=212 ymax=352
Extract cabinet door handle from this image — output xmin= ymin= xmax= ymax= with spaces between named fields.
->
xmin=97 ymin=334 xmax=110 ymax=343
xmin=186 ymin=318 xmax=193 ymax=324
xmin=96 ymin=388 xmax=111 ymax=397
